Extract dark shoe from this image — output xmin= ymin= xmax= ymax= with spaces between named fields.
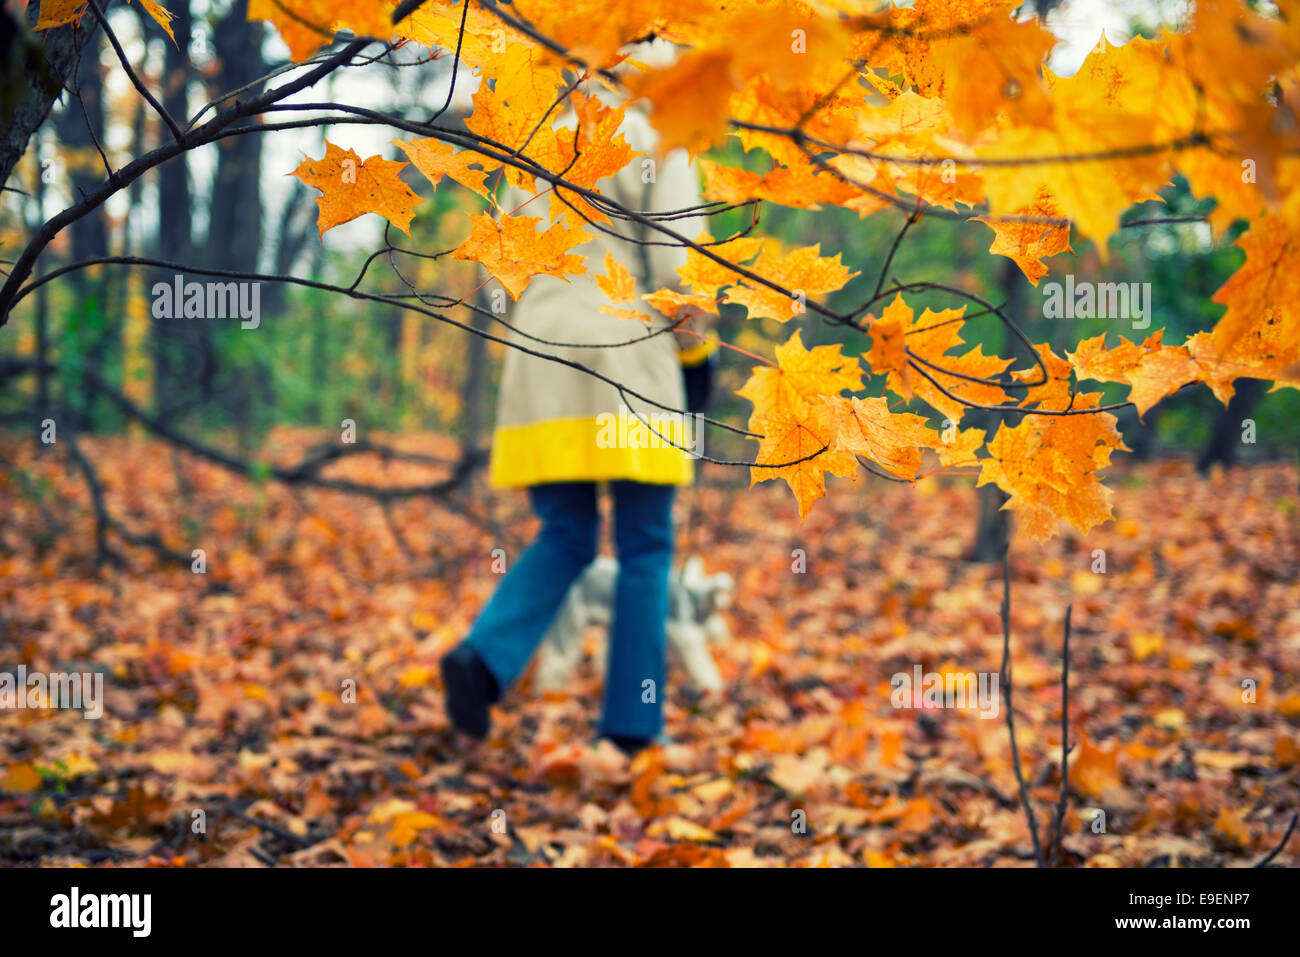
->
xmin=440 ymin=643 xmax=499 ymax=739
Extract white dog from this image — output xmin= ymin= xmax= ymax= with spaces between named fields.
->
xmin=535 ymin=557 xmax=733 ymax=693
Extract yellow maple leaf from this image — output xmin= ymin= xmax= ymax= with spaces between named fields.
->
xmin=292 ymin=140 xmax=422 ymax=236
xmin=452 ymin=214 xmax=588 ymax=300
xmin=546 ymin=93 xmax=636 ymax=196
xmin=737 ymin=330 xmax=862 ymax=430
xmin=749 ymin=398 xmax=858 ymax=522
xmin=249 ymin=0 xmax=394 ymax=61
xmin=396 ymin=1 xmax=529 ymax=69
xmin=628 ymin=50 xmax=739 ymax=157
xmin=135 ymin=0 xmax=177 ymax=45
xmin=977 ymin=394 xmax=1126 ymax=542
xmin=826 ymin=395 xmax=937 ymax=480
xmin=36 ymin=0 xmax=174 ymax=41
xmin=882 ymin=0 xmax=1057 ymax=136
xmin=864 ymin=294 xmax=1011 ymax=424
xmin=676 ymin=232 xmax=769 ymax=299
xmin=600 ymin=306 xmax=654 ymax=323
xmin=1196 ymin=212 xmax=1300 ymax=402
xmin=464 ymin=44 xmax=567 ymax=191
xmin=934 ymin=424 xmax=987 ymax=468
xmin=1068 ymin=331 xmax=1200 ymax=417
xmin=975 ymin=187 xmax=1072 ymax=285
xmin=644 ymin=287 xmax=714 ymax=319
xmin=596 ymin=251 xmax=637 ymax=304
xmin=391 ymin=138 xmax=494 ymax=201
xmin=740 ymin=331 xmax=864 ymax=520
xmin=35 ymin=0 xmax=89 ymax=30
xmin=723 ymin=244 xmax=858 ymax=323
xmin=1010 ymin=342 xmax=1077 ymax=413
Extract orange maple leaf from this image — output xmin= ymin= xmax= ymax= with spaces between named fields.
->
xmin=826 ymin=395 xmax=937 ymax=481
xmin=1068 ymin=331 xmax=1200 ymax=417
xmin=739 ymin=331 xmax=863 ymax=519
xmin=391 ymin=138 xmax=495 ymax=201
xmin=748 ymin=398 xmax=859 ymax=522
xmin=723 ymin=244 xmax=859 ymax=323
xmin=864 ymin=294 xmax=1011 ymax=424
xmin=292 ymin=141 xmax=422 ymax=236
xmin=452 ymin=214 xmax=588 ymax=300
xmin=977 ymin=393 xmax=1127 ymax=542
xmin=737 ymin=330 xmax=863 ymax=430
xmin=975 ymin=187 xmax=1072 ymax=286
xmin=595 ymin=251 xmax=637 ymax=304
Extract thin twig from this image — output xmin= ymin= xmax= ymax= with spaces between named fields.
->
xmin=1001 ymin=548 xmax=1045 ymax=867
xmin=85 ymin=0 xmax=183 ymax=142
xmin=1053 ymin=604 xmax=1072 ymax=866
xmin=1254 ymin=812 xmax=1298 ymax=868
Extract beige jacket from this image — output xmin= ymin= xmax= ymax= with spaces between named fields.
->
xmin=489 ymin=106 xmax=707 ymax=488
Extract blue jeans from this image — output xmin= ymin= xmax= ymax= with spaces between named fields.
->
xmin=464 ymin=481 xmax=675 ymax=739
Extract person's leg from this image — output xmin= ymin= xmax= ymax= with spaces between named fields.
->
xmin=466 ymin=481 xmax=599 ymax=688
xmin=444 ymin=482 xmax=597 ymax=737
xmin=600 ymin=480 xmax=676 ymax=744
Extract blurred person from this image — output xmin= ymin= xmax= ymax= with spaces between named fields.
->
xmin=440 ymin=41 xmax=716 ymax=756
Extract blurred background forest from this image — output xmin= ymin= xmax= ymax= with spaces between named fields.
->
xmin=2 ymin=0 xmax=1298 ymax=502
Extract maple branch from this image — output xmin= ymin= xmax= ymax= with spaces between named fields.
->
xmin=0 ymin=3 xmax=1244 ymax=508
xmin=426 ymin=0 xmax=469 ymax=122
xmin=875 ymin=206 xmax=922 ymax=300
xmin=0 ymin=37 xmax=373 ymax=325
xmin=733 ymin=118 xmax=1213 ymax=173
xmin=85 ymin=0 xmax=182 ymax=143
xmin=68 ymin=38 xmax=115 ymax=179
xmin=9 ymin=255 xmax=763 ymax=446
xmin=1001 ymin=549 xmax=1046 ymax=868
xmin=239 ymin=101 xmax=854 ymax=327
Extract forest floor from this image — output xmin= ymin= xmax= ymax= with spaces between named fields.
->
xmin=1 ymin=429 xmax=1298 ymax=867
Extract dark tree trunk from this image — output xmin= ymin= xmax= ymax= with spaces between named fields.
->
xmin=203 ymin=1 xmax=267 ymax=440
xmin=968 ymin=258 xmax=1023 ymax=562
xmin=204 ymin=2 xmax=265 ymax=278
xmin=0 ymin=2 xmax=110 ymax=191
xmin=150 ymin=0 xmax=192 ymax=417
xmin=1125 ymin=404 xmax=1161 ymax=461
xmin=1197 ymin=378 xmax=1265 ymax=473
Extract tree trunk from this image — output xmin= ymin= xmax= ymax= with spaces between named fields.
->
xmin=204 ymin=1 xmax=267 ymax=440
xmin=150 ymin=0 xmax=192 ymax=417
xmin=968 ymin=258 xmax=1021 ymax=561
xmin=1197 ymin=378 xmax=1265 ymax=473
xmin=0 ymin=2 xmax=110 ymax=192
